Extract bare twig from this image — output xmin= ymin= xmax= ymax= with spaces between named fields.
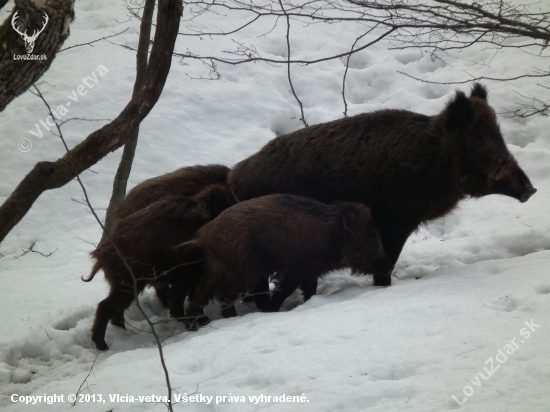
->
xmin=502 ymin=89 xmax=550 ymax=118
xmin=174 ymin=28 xmax=396 ymax=66
xmin=342 ymin=27 xmax=379 ymax=117
xmin=397 ymin=70 xmax=550 ymax=84
xmin=78 ymin=237 xmax=98 ymax=248
xmin=186 ymin=59 xmax=222 ymax=80
xmin=14 ymin=241 xmax=57 ymax=258
xmin=59 ymin=28 xmax=131 ymax=53
xmin=73 ymin=354 xmax=100 ymax=405
xmin=279 ymin=0 xmax=308 ymax=127
xmin=58 ymin=118 xmax=112 ymax=127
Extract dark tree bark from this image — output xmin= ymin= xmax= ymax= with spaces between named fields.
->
xmin=0 ymin=0 xmax=74 ymax=112
xmin=100 ymin=0 xmax=156 ymax=243
xmin=0 ymin=0 xmax=183 ymax=244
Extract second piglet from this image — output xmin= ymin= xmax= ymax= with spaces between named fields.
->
xmin=178 ymin=194 xmax=394 ymax=321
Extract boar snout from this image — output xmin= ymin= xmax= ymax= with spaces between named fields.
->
xmin=503 ymin=168 xmax=537 ymax=203
xmin=487 ymin=162 xmax=536 ymax=203
xmin=519 ymin=185 xmax=537 ymax=203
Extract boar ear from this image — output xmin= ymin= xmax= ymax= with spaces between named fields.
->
xmin=470 ymin=83 xmax=488 ymax=101
xmin=444 ymin=91 xmax=473 ymax=133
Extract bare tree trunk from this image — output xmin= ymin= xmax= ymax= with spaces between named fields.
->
xmin=0 ymin=0 xmax=183 ymax=244
xmin=100 ymin=0 xmax=155 ymax=243
xmin=0 ymin=0 xmax=74 ymax=112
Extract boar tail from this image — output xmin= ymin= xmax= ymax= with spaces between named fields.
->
xmin=82 ymin=261 xmax=102 ymax=282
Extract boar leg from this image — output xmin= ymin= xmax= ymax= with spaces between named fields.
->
xmin=300 ymin=277 xmax=318 ymax=302
xmin=166 ymin=277 xmax=189 ymax=320
xmin=184 ymin=295 xmax=210 ymax=331
xmin=220 ymin=302 xmax=238 ymax=318
xmin=110 ymin=308 xmax=126 ymax=329
xmin=269 ymin=270 xmax=303 ymax=312
xmin=183 ymin=276 xmax=210 ymax=326
xmin=218 ymin=288 xmax=240 ymax=318
xmin=152 ymin=282 xmax=172 ymax=309
xmin=91 ymin=284 xmax=139 ymax=351
xmin=253 ymin=276 xmax=271 ymax=312
xmin=239 ymin=276 xmax=270 ymax=311
xmin=375 ymin=227 xmax=413 ymax=286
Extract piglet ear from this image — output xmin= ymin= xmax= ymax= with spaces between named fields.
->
xmin=470 ymin=83 xmax=488 ymax=101
xmin=444 ymin=91 xmax=473 ymax=133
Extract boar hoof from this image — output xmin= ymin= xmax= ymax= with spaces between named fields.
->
xmin=184 ymin=320 xmax=198 ymax=331
xmin=110 ymin=319 xmax=126 ymax=329
xmin=373 ymin=275 xmax=392 ymax=287
xmin=184 ymin=315 xmax=209 ymax=331
xmin=95 ymin=340 xmax=109 ymax=351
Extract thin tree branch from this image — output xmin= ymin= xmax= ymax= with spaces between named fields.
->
xmin=397 ymin=70 xmax=550 ymax=84
xmin=279 ymin=0 xmax=307 ymax=127
xmin=342 ymin=26 xmax=378 ymax=117
xmin=73 ymin=354 xmax=100 ymax=405
xmin=100 ymin=0 xmax=155 ymax=244
xmin=59 ymin=28 xmax=130 ymax=52
xmin=175 ymin=27 xmax=396 ymax=66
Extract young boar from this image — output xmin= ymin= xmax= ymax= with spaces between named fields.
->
xmin=84 ymin=184 xmax=237 ymax=350
xmin=180 ymin=194 xmax=394 ymax=323
xmin=229 ymin=84 xmax=536 ymax=286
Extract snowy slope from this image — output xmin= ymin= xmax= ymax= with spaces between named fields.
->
xmin=0 ymin=0 xmax=549 ymax=410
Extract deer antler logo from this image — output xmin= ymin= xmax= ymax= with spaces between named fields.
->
xmin=11 ymin=11 xmax=49 ymax=54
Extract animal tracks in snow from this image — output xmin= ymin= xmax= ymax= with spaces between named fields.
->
xmin=484 ymin=295 xmax=524 ymax=313
xmin=484 ymin=283 xmax=549 ymax=314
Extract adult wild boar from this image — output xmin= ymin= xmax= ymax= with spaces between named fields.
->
xmin=84 ymin=184 xmax=237 ymax=350
xmin=229 ymin=84 xmax=536 ymax=286
xmin=179 ymin=194 xmax=394 ymax=322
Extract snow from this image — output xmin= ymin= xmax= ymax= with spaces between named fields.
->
xmin=1 ymin=0 xmax=549 ymax=410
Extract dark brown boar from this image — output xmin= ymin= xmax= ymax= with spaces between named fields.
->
xmin=179 ymin=194 xmax=394 ymax=323
xmin=228 ymin=84 xmax=536 ymax=286
xmin=114 ymin=164 xmax=230 ymax=220
xmin=84 ymin=184 xmax=237 ymax=350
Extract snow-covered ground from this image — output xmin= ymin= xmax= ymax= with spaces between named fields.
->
xmin=1 ymin=0 xmax=549 ymax=410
